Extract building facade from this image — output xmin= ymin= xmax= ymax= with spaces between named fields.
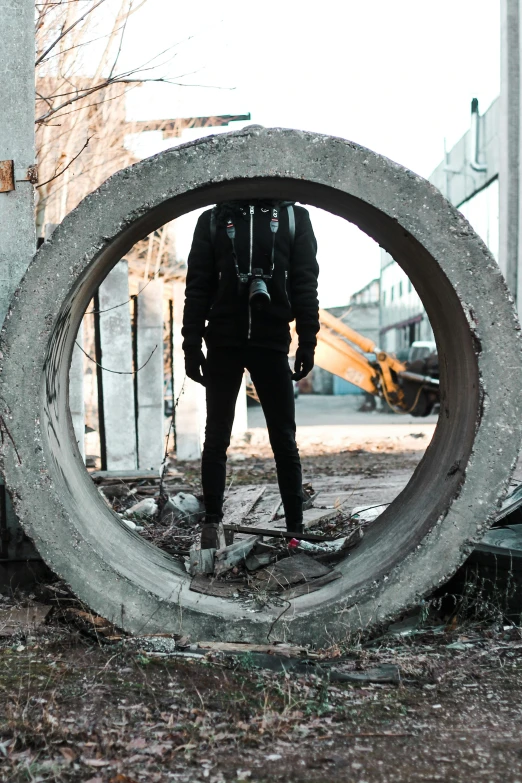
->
xmin=379 ymin=89 xmax=504 ymax=355
xmin=379 ymin=251 xmax=435 ymax=355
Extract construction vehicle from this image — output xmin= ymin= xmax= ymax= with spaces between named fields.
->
xmin=310 ymin=309 xmax=439 ymax=416
xmin=246 ymin=309 xmax=439 ymax=415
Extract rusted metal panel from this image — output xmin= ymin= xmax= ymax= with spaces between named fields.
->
xmin=0 ymin=160 xmax=15 ymax=193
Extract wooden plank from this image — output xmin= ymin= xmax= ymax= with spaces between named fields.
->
xmin=257 ymin=553 xmax=332 ymax=590
xmin=190 ymin=575 xmax=239 ymax=597
xmin=280 ymin=570 xmax=342 ymax=600
xmin=268 ymin=506 xmax=342 ymax=533
xmin=223 ymin=486 xmax=266 ymax=527
xmin=196 ymin=641 xmax=309 ymax=656
xmin=91 ymin=469 xmax=161 ymax=481
xmin=223 ymin=525 xmax=336 ymax=542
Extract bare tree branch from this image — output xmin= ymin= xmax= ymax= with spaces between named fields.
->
xmin=108 ymin=0 xmax=131 ymax=80
xmin=36 ymin=136 xmax=91 ymax=189
xmin=38 ymin=28 xmax=127 ymax=65
xmin=36 ymin=69 xmax=235 ymax=125
xmin=36 ymin=0 xmax=107 ymax=66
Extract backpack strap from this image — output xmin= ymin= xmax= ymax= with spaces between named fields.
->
xmin=287 ymin=204 xmax=295 ymax=246
xmin=210 ymin=204 xmax=295 ymax=246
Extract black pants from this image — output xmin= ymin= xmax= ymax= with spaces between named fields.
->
xmin=202 ymin=346 xmax=303 ymax=527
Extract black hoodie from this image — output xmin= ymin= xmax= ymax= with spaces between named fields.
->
xmin=182 ymin=202 xmax=319 ymax=353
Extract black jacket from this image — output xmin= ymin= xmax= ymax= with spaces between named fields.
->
xmin=182 ymin=202 xmax=319 ymax=353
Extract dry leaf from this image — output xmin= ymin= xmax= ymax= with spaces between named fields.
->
xmin=83 ymin=758 xmax=110 ymax=767
xmin=126 ymin=737 xmax=147 ymax=751
xmin=59 ymin=746 xmax=76 ymax=762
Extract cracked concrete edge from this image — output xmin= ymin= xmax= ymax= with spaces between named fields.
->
xmin=0 ymin=127 xmax=521 ymax=645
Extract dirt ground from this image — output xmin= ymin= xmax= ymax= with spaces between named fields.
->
xmin=2 ymin=427 xmax=522 ymax=782
xmin=1 ymin=598 xmax=522 ymax=783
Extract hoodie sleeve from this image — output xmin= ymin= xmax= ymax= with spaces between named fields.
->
xmin=182 ymin=210 xmax=215 ymax=350
xmin=289 ymin=207 xmax=320 ymax=346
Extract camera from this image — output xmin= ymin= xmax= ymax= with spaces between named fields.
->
xmin=248 ymin=268 xmax=271 ymax=311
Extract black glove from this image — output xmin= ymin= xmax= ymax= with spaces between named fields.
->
xmin=184 ymin=348 xmax=207 ymax=386
xmin=292 ymin=344 xmax=315 ymax=381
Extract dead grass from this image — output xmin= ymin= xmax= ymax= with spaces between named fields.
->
xmin=1 ymin=599 xmax=522 ymax=782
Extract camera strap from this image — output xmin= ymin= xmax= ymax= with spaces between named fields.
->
xmin=209 ymin=204 xmax=295 ymax=282
xmin=225 ymin=217 xmax=243 ymax=282
xmin=222 ymin=205 xmax=279 ymax=281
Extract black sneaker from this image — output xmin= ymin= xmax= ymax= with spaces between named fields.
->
xmin=200 ymin=520 xmax=220 ymax=550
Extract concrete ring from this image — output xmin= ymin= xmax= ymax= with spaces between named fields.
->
xmin=1 ymin=127 xmax=521 ymax=645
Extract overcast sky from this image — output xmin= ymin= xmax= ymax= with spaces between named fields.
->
xmin=117 ymin=0 xmax=501 ymax=307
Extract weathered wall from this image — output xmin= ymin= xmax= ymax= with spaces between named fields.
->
xmin=0 ymin=0 xmax=39 ymax=569
xmin=0 ymin=0 xmax=35 ymax=324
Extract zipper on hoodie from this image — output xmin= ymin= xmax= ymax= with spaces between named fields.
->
xmin=247 ymin=205 xmax=254 ymax=339
xmin=284 ymin=270 xmax=291 ymax=307
xmin=249 ymin=205 xmax=254 ymax=274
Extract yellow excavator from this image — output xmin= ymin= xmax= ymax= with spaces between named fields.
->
xmin=310 ymin=309 xmax=439 ymax=416
xmin=246 ymin=309 xmax=439 ymax=416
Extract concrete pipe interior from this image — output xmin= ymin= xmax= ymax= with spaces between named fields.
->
xmin=1 ymin=127 xmax=521 ymax=645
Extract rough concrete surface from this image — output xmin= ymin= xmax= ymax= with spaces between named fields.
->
xmin=1 ymin=127 xmax=522 ymax=644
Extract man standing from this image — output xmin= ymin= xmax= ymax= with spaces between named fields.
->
xmin=182 ymin=199 xmax=319 ymax=548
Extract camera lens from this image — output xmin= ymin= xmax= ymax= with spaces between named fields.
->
xmin=249 ymin=278 xmax=271 ymax=310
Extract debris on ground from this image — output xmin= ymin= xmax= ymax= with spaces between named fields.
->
xmin=255 ymin=552 xmax=332 ymax=591
xmin=161 ymin=491 xmax=204 ymax=524
xmin=493 ymin=481 xmax=522 ymax=525
xmin=1 ymin=572 xmax=522 ymax=783
xmin=0 ymin=604 xmax=51 ymax=636
xmin=123 ymin=496 xmax=158 ymax=521
xmin=89 ymin=453 xmax=395 ymax=603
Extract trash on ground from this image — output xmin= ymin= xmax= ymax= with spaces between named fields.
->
xmin=63 ymin=608 xmax=121 ymax=640
xmin=245 ymin=543 xmax=279 ymax=571
xmin=350 ymin=503 xmax=389 ymax=522
xmin=120 ymin=517 xmax=143 ymax=531
xmin=289 ymin=527 xmax=363 ymax=553
xmin=91 ymin=474 xmax=371 ymax=602
xmin=123 ymin=497 xmax=158 ymax=521
xmin=479 ymin=524 xmax=522 ymax=551
xmin=214 ymin=535 xmax=260 ymax=575
xmin=188 ymin=546 xmax=216 ymax=576
xmin=494 ymin=482 xmax=522 ymax=525
xmin=161 ymin=491 xmax=204 ymax=523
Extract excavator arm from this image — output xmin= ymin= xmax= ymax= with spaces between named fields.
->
xmin=292 ymin=309 xmax=439 ymax=416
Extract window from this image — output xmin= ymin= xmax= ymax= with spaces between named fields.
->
xmin=391 ymin=286 xmax=395 ymax=302
xmin=399 ymin=281 xmax=403 ymax=297
xmin=382 ymin=290 xmax=386 ymax=305
xmin=408 ymin=279 xmax=412 ymax=293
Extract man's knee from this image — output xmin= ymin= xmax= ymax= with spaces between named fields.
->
xmin=270 ymin=431 xmax=299 ymax=460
